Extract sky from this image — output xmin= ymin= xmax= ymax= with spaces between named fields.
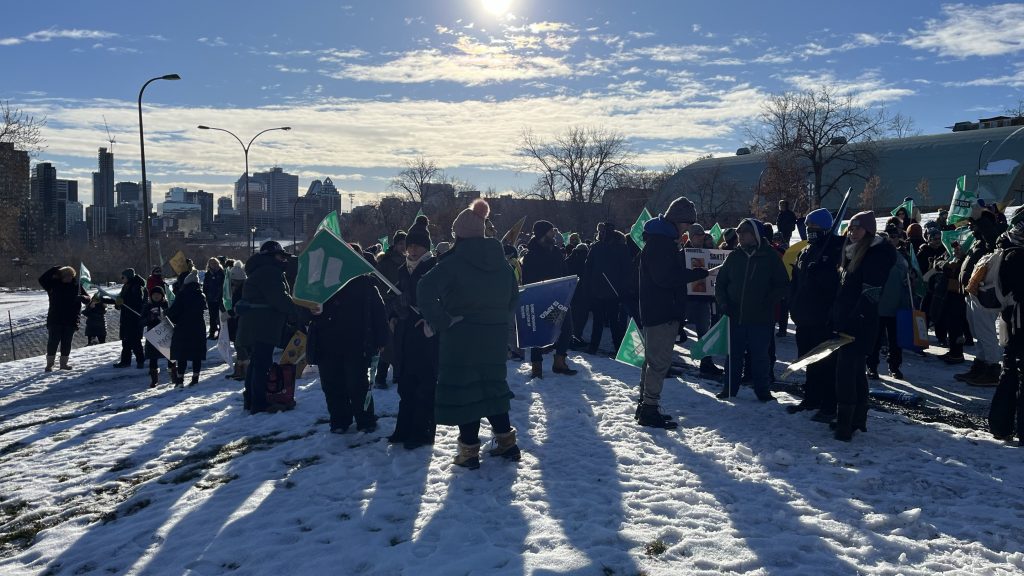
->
xmin=3 ymin=0 xmax=1024 ymax=210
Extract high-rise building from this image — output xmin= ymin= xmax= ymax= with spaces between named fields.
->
xmin=217 ymin=196 xmax=234 ymax=214
xmin=112 ymin=202 xmax=141 ymax=237
xmin=66 ymin=201 xmax=84 ymax=234
xmin=92 ymin=147 xmax=115 ymax=209
xmin=31 ymin=162 xmax=65 ymax=241
xmin=86 ymin=205 xmax=107 ymax=239
xmin=116 ymin=181 xmax=140 ymax=204
xmin=196 ymin=190 xmax=214 ymax=232
xmin=0 ymin=142 xmax=33 ymax=252
xmin=252 ymin=166 xmax=299 ymax=220
xmin=57 ymin=179 xmax=78 ymax=203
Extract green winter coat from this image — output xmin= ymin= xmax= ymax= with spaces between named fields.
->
xmin=877 ymin=251 xmax=912 ymax=317
xmin=715 ymin=240 xmax=789 ymax=325
xmin=417 ymin=237 xmax=520 ymax=426
xmin=236 ymin=252 xmax=296 ymax=349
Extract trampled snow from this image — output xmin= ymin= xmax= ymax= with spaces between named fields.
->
xmin=1 ymin=319 xmax=1023 ymax=575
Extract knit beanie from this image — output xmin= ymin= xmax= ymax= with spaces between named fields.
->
xmin=452 ymin=199 xmax=490 ymax=239
xmin=229 ymin=264 xmax=247 ymax=281
xmin=406 ymin=215 xmax=431 ymax=250
xmin=850 ymin=211 xmax=877 ymax=234
xmin=722 ymin=228 xmax=738 ymax=243
xmin=532 ymin=220 xmax=554 ymax=239
xmin=689 ymin=223 xmax=706 ymax=235
xmin=260 ymin=240 xmax=285 ymax=255
xmin=665 ymin=196 xmax=697 ymax=224
xmin=392 ymin=230 xmax=408 ymax=245
xmin=150 ymin=285 xmax=165 ymax=296
xmin=805 ymin=208 xmax=833 ymax=230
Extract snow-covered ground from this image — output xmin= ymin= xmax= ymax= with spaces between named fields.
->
xmin=1 ymin=319 xmax=1022 ymax=575
xmin=0 ymin=291 xmax=51 ymax=330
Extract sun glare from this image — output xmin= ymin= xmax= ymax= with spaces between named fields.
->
xmin=482 ymin=0 xmax=513 ymax=16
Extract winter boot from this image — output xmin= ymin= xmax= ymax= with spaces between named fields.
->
xmin=45 ymin=355 xmax=56 ymax=373
xmin=786 ymin=399 xmax=820 ymax=414
xmin=552 ymin=354 xmax=578 ymax=376
xmin=637 ymin=404 xmax=679 ymax=429
xmin=965 ymin=363 xmax=1001 ymax=387
xmin=954 ymin=359 xmax=985 ymax=382
xmin=113 ymin=352 xmax=131 ymax=368
xmin=866 ymin=366 xmax=880 ymax=380
xmin=832 ymin=404 xmax=856 ymax=442
xmin=225 ymin=362 xmax=239 ymax=379
xmin=852 ymin=403 xmax=869 ymax=433
xmin=889 ymin=366 xmax=904 ymax=380
xmin=635 ymin=401 xmax=673 ymax=422
xmin=699 ymin=356 xmax=724 ymax=376
xmin=453 ymin=440 xmax=481 ymax=469
xmin=59 ymin=356 xmax=72 ymax=370
xmin=488 ymin=429 xmax=522 ymax=461
xmin=941 ymin=343 xmax=965 ymax=365
xmin=232 ymin=361 xmax=248 ymax=381
xmin=810 ymin=407 xmax=837 ymax=424
xmin=169 ymin=363 xmax=183 ymax=387
xmin=149 ymin=369 xmax=159 ymax=388
xmin=189 ymin=370 xmax=200 ymax=387
xmin=531 ymin=361 xmax=543 ymax=379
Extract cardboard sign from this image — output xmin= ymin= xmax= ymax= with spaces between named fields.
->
xmin=279 ymin=330 xmax=308 ymax=378
xmin=683 ymin=248 xmax=730 ymax=296
xmin=144 ymin=316 xmax=175 ymax=360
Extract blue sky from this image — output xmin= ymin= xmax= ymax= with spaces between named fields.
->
xmin=3 ymin=0 xmax=1023 ymax=208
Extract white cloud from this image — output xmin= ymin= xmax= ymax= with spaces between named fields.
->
xmin=904 ymin=3 xmax=1024 ymax=58
xmin=628 ymin=31 xmax=655 ymax=39
xmin=632 ymin=44 xmax=731 ymax=63
xmin=0 ymin=28 xmax=117 ymax=46
xmin=198 ymin=36 xmax=228 ymax=47
xmin=784 ymin=72 xmax=915 ymax=106
xmin=528 ymin=21 xmax=572 ymax=34
xmin=945 ymin=66 xmax=1024 ymax=88
xmin=275 ymin=65 xmax=308 ymax=74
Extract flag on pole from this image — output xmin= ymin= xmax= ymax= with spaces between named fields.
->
xmin=941 ymin=227 xmax=975 ymax=257
xmin=316 ymin=210 xmax=342 ymax=239
xmin=688 ymin=315 xmax=729 ymax=359
xmin=379 ymin=235 xmax=390 ymax=253
xmin=502 ymin=215 xmax=527 ymax=246
xmin=295 ymin=229 xmax=376 ymax=306
xmin=79 ymin=263 xmax=93 ymax=290
xmin=561 ymin=231 xmax=572 ymax=247
xmin=416 ymin=208 xmax=426 ymax=219
xmin=615 ymin=318 xmax=645 ymax=368
xmin=891 ymin=198 xmax=914 ymax=219
xmin=708 ymin=222 xmax=723 ymax=245
xmin=830 ymin=187 xmax=852 ymax=237
xmin=629 ymin=207 xmax=653 ymax=248
xmin=948 ymin=175 xmax=976 ymax=226
xmin=222 ymin=269 xmax=233 ymax=312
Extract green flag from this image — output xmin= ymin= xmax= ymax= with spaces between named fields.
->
xmin=295 ymin=229 xmax=376 ymax=305
xmin=222 ymin=269 xmax=232 ymax=312
xmin=688 ymin=315 xmax=729 ymax=359
xmin=79 ymin=263 xmax=93 ymax=290
xmin=839 ymin=220 xmax=850 ymax=235
xmin=941 ymin=227 xmax=975 ymax=257
xmin=629 ymin=208 xmax=653 ymax=249
xmin=379 ymin=235 xmax=390 ymax=253
xmin=615 ymin=318 xmax=646 ymax=368
xmin=708 ymin=223 xmax=723 ymax=245
xmin=908 ymin=244 xmax=921 ymax=276
xmin=948 ymin=175 xmax=976 ymax=226
xmin=561 ymin=232 xmax=572 ymax=247
xmin=316 ymin=210 xmax=342 ymax=239
xmin=891 ymin=198 xmax=914 ymax=219
xmin=416 ymin=208 xmax=426 ymax=220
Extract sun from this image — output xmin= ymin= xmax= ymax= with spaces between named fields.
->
xmin=482 ymin=0 xmax=513 ymax=16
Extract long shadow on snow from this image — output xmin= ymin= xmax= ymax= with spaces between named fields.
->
xmin=527 ymin=366 xmax=642 ymax=576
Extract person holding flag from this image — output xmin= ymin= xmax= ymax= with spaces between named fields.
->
xmin=38 ymin=266 xmax=89 ymax=372
xmin=636 ymin=196 xmax=708 ymax=429
xmin=113 ymin=268 xmax=147 ymax=369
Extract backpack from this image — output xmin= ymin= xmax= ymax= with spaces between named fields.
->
xmin=971 ymin=247 xmax=1021 ymax=310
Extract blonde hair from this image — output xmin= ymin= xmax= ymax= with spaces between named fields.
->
xmin=58 ymin=266 xmax=76 ymax=280
xmin=207 ymin=257 xmax=223 ymax=271
xmin=841 ymin=234 xmax=873 ymax=274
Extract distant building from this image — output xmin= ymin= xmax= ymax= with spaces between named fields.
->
xmin=217 ymin=196 xmax=234 ymax=214
xmin=65 ymin=201 xmax=84 ymax=235
xmin=112 ymin=202 xmax=141 ymax=238
xmin=196 ymin=190 xmax=214 ymax=232
xmin=0 ymin=142 xmax=33 ymax=252
xmin=92 ymin=147 xmax=115 ymax=231
xmin=86 ymin=205 xmax=107 ymax=239
xmin=116 ymin=181 xmax=140 ymax=204
xmin=31 ymin=162 xmax=66 ymax=241
xmin=251 ymin=167 xmax=299 ymax=233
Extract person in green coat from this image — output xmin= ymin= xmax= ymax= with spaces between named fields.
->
xmin=715 ymin=218 xmax=790 ymax=401
xmin=417 ymin=199 xmax=521 ymax=470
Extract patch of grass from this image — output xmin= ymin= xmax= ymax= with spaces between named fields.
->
xmin=0 ymin=441 xmax=27 ymax=457
xmin=195 ymin=474 xmax=239 ymax=490
xmin=644 ymin=539 xmax=667 ymax=557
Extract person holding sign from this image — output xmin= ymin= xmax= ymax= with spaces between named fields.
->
xmin=522 ymin=219 xmax=578 ymax=378
xmin=237 ymin=241 xmax=299 ymax=414
xmin=141 ymin=286 xmax=177 ymax=387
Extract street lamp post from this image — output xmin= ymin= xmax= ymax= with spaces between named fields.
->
xmin=250 ymin=226 xmax=257 ymax=254
xmin=138 ymin=73 xmax=181 ymax=272
xmin=197 ymin=125 xmax=291 ymax=254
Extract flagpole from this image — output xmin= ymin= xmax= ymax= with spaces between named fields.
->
xmin=726 ymin=315 xmax=732 ymax=399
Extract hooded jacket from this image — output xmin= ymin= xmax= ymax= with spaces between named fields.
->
xmin=715 ymin=219 xmax=790 ymax=325
xmin=789 ymin=233 xmax=843 ymax=327
xmin=236 ymin=252 xmax=296 ymax=349
xmin=638 ymin=216 xmax=706 ymax=328
xmin=831 ymin=234 xmax=898 ymax=337
xmin=521 ymin=235 xmax=568 ymax=285
xmin=584 ymin=230 xmax=632 ymax=301
xmin=38 ymin=267 xmax=89 ymax=330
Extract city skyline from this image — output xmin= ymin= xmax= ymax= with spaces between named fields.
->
xmin=2 ymin=1 xmax=1023 ymax=208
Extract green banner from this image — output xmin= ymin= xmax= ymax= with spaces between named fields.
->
xmin=688 ymin=315 xmax=729 ymax=359
xmin=315 ymin=210 xmax=342 ymax=239
xmin=295 ymin=229 xmax=376 ymax=305
xmin=629 ymin=208 xmax=653 ymax=249
xmin=222 ymin=269 xmax=232 ymax=312
xmin=948 ymin=175 xmax=976 ymax=226
xmin=79 ymin=263 xmax=93 ymax=290
xmin=615 ymin=318 xmax=645 ymax=368
xmin=941 ymin=227 xmax=975 ymax=257
xmin=379 ymin=235 xmax=390 ymax=253
xmin=708 ymin=223 xmax=722 ymax=246
xmin=561 ymin=232 xmax=572 ymax=247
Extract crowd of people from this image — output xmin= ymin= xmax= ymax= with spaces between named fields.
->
xmin=35 ymin=191 xmax=1024 ymax=468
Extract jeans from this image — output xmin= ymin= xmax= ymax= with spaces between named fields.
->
xmin=967 ymin=295 xmax=1002 ymax=364
xmin=244 ymin=341 xmax=276 ymax=412
xmin=796 ymin=323 xmax=836 ymax=412
xmin=531 ymin=312 xmax=572 ymax=362
xmin=318 ymin=353 xmax=375 ymax=430
xmin=46 ymin=326 xmax=75 ymax=356
xmin=868 ymin=316 xmax=902 ymax=371
xmin=458 ymin=412 xmax=512 ymax=445
xmin=725 ymin=322 xmax=773 ymax=396
xmin=639 ymin=321 xmax=679 ymax=406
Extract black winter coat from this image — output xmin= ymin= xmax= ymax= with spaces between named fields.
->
xmin=82 ymin=301 xmax=111 ymax=337
xmin=566 ymin=244 xmax=589 ymax=278
xmin=166 ymin=282 xmax=208 ymax=362
xmin=236 ymin=253 xmax=295 ymax=349
xmin=391 ymin=257 xmax=440 ymax=379
xmin=777 ymin=209 xmax=797 ymax=237
xmin=38 ymin=267 xmax=88 ymax=330
xmin=141 ymin=299 xmax=169 ymax=359
xmin=310 ymin=275 xmax=388 ymax=360
xmin=917 ymin=243 xmax=946 ymax=274
xmin=831 ymin=236 xmax=897 ymax=339
xmin=521 ymin=237 xmax=567 ymax=285
xmin=639 ymin=233 xmax=704 ymax=328
xmin=584 ymin=235 xmax=632 ymax=302
xmin=203 ymin=268 xmax=225 ymax=311
xmin=789 ymin=237 xmax=843 ymax=328
xmin=118 ymin=275 xmax=147 ymax=339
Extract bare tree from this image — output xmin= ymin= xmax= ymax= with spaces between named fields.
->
xmin=517 ymin=126 xmax=633 ymax=204
xmin=677 ymin=159 xmax=746 ymax=225
xmin=1005 ymin=98 xmax=1024 ymax=119
xmin=389 ymin=156 xmax=441 ymax=203
xmin=610 ymin=163 xmax=682 ymax=195
xmin=859 ymin=175 xmax=881 ymax=211
xmin=747 ymin=86 xmax=889 ymax=207
xmin=888 ymin=112 xmax=920 ymax=139
xmin=915 ymin=177 xmax=931 ymax=209
xmin=757 ymin=151 xmax=812 ymax=217
xmin=0 ymin=100 xmax=46 ymax=155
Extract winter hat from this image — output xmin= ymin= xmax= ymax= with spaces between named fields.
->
xmin=151 ymin=266 xmax=162 ymax=275
xmin=434 ymin=241 xmax=451 ymax=255
xmin=738 ymin=218 xmax=765 ymax=246
xmin=230 ymin=264 xmax=247 ymax=281
xmin=805 ymin=208 xmax=833 ymax=230
xmin=183 ymin=270 xmax=199 ymax=286
xmin=689 ymin=223 xmax=706 ymax=235
xmin=849 ymin=211 xmax=877 ymax=234
xmin=452 ymin=199 xmax=490 ymax=239
xmin=259 ymin=240 xmax=285 ymax=255
xmin=532 ymin=220 xmax=554 ymax=239
xmin=122 ymin=268 xmax=136 ymax=280
xmin=722 ymin=227 xmax=738 ymax=244
xmin=150 ymin=285 xmax=165 ymax=296
xmin=907 ymin=223 xmax=924 ymax=240
xmin=925 ymin=226 xmax=942 ymax=240
xmin=665 ymin=196 xmax=697 ymax=225
xmin=406 ymin=215 xmax=431 ymax=250
xmin=392 ymin=230 xmax=408 ymax=245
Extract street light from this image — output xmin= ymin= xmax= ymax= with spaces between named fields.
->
xmin=139 ymin=73 xmax=181 ymax=272
xmin=197 ymin=124 xmax=291 ymax=253
xmin=250 ymin=226 xmax=257 ymax=255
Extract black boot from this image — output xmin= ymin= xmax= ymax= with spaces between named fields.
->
xmin=786 ymin=399 xmax=820 ymax=414
xmin=113 ymin=349 xmax=132 ymax=368
xmin=634 ymin=401 xmax=673 ymax=422
xmin=149 ymin=369 xmax=159 ymax=388
xmin=832 ymin=404 xmax=855 ymax=441
xmin=637 ymin=404 xmax=678 ymax=429
xmin=852 ymin=403 xmax=868 ymax=433
xmin=699 ymin=357 xmax=724 ymax=376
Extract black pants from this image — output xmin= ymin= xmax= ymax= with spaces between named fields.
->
xmin=777 ymin=299 xmax=789 ymax=334
xmin=571 ymin=291 xmax=590 ymax=341
xmin=318 ymin=353 xmax=375 ymax=430
xmin=120 ymin=337 xmax=144 ymax=364
xmin=531 ymin=312 xmax=572 ymax=362
xmin=868 ymin=316 xmax=902 ymax=371
xmin=989 ymin=348 xmax=1024 ymax=439
xmin=393 ymin=371 xmax=437 ymax=443
xmin=208 ymin=302 xmax=221 ymax=334
xmin=589 ymin=298 xmax=625 ymax=353
xmin=796 ymin=324 xmax=836 ymax=411
xmin=244 ymin=341 xmax=276 ymax=412
xmin=46 ymin=326 xmax=75 ymax=356
xmin=458 ymin=412 xmax=512 ymax=445
xmin=836 ymin=329 xmax=872 ymax=407
xmin=945 ymin=292 xmax=968 ymax=345
xmin=177 ymin=360 xmax=202 ymax=376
